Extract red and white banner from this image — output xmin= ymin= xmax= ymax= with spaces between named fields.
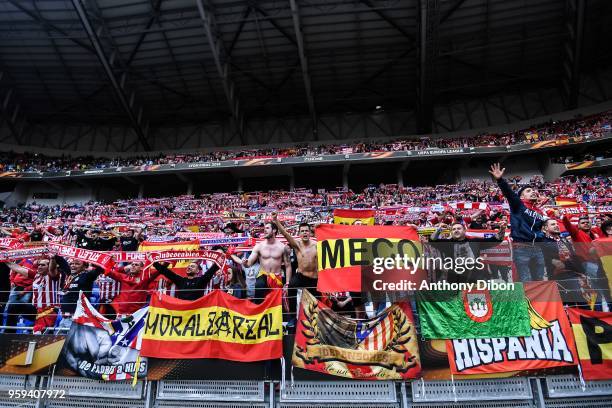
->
xmin=48 ymin=243 xmax=115 ymax=271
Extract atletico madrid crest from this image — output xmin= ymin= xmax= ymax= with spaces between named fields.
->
xmin=463 ymin=290 xmax=493 ymax=323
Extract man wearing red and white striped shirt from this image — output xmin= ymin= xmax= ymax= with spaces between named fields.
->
xmin=31 ymin=255 xmax=61 ymax=334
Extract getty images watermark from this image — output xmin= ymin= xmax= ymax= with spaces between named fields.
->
xmin=364 ymin=253 xmax=515 ymax=292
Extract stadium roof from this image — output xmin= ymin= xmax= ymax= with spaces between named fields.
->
xmin=0 ymin=0 xmax=611 ymax=150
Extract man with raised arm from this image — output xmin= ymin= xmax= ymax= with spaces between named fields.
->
xmin=489 ymin=163 xmax=547 ymax=282
xmin=272 ymin=213 xmax=318 ymax=292
xmin=272 ymin=213 xmax=319 ymax=320
xmin=242 ymin=221 xmax=292 ymax=304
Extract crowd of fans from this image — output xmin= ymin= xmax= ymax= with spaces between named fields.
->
xmin=0 ymin=110 xmax=609 ymax=173
xmin=0 ymin=170 xmax=609 ymax=334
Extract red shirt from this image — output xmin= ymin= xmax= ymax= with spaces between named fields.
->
xmin=10 ymin=269 xmax=36 ymax=290
xmin=562 ymin=215 xmax=597 ymax=262
xmin=11 ymin=231 xmax=30 ymax=242
xmin=105 ymin=268 xmax=159 ymax=315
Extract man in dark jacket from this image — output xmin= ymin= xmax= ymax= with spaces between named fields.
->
xmin=54 ymin=255 xmax=104 ymax=333
xmin=430 ymin=222 xmax=506 ymax=283
xmin=489 ymin=163 xmax=547 ymax=282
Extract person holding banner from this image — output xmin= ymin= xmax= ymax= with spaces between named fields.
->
xmin=103 ymin=261 xmax=160 ymax=316
xmin=272 ymin=213 xmax=319 ymax=316
xmin=242 ymin=222 xmax=291 ymax=305
xmin=152 ymin=259 xmax=221 ymax=301
xmin=0 ymin=259 xmax=36 ymax=333
xmin=54 ymin=255 xmax=104 ymax=332
xmin=31 ymin=253 xmax=62 ymax=334
xmin=117 ymin=229 xmax=142 ymax=251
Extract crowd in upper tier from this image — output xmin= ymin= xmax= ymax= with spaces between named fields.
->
xmin=0 ymin=171 xmax=610 ymax=334
xmin=0 ymin=110 xmax=609 ymax=173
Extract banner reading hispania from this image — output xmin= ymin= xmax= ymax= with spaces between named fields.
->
xmin=316 ymin=224 xmax=422 ymax=292
xmin=292 ymin=290 xmax=421 ymax=380
xmin=140 ymin=289 xmax=282 ymax=361
xmin=58 ymin=294 xmax=148 ymax=381
xmin=447 ymin=281 xmax=577 ymax=374
xmin=333 ymin=209 xmax=375 ymax=225
xmin=567 ymin=307 xmax=612 ymax=380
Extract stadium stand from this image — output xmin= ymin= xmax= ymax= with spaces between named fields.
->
xmin=0 ymin=0 xmax=611 ymax=407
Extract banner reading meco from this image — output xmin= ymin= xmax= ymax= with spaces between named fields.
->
xmin=447 ymin=281 xmax=577 ymax=375
xmin=316 ymin=224 xmax=422 ymax=292
xmin=333 ymin=209 xmax=375 ymax=225
xmin=140 ymin=290 xmax=282 ymax=361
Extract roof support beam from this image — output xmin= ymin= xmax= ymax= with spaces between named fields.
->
xmin=6 ymin=0 xmax=187 ymax=101
xmin=196 ymin=0 xmax=246 ymax=144
xmin=359 ymin=0 xmax=414 ymax=40
xmin=563 ymin=0 xmax=585 ymax=109
xmin=416 ymin=0 xmax=438 ymax=134
xmin=70 ymin=0 xmax=151 ymax=150
xmin=439 ymin=0 xmax=468 ymax=24
xmin=289 ymin=0 xmax=318 ymax=139
xmin=0 ymin=72 xmax=27 ymax=144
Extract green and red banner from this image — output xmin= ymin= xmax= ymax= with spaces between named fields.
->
xmin=447 ymin=281 xmax=578 ymax=374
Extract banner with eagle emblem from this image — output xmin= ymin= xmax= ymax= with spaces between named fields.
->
xmin=292 ymin=290 xmax=421 ymax=380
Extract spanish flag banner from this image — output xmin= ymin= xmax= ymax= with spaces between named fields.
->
xmin=140 ymin=290 xmax=282 ymax=361
xmin=333 ymin=209 xmax=376 ymax=225
xmin=139 ymin=239 xmax=200 ymax=277
xmin=593 ymin=238 xmax=612 ymax=296
xmin=316 ymin=224 xmax=422 ymax=292
xmin=555 ymin=196 xmax=579 ymax=207
xmin=567 ymin=307 xmax=612 ymax=380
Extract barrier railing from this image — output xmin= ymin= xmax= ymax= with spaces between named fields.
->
xmin=0 ymin=375 xmax=611 ymax=408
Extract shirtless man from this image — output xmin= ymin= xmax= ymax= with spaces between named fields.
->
xmin=272 ymin=213 xmax=318 ymax=292
xmin=243 ymin=222 xmax=292 ymax=304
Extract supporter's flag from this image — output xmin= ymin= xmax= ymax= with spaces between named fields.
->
xmin=140 ymin=289 xmax=282 ymax=361
xmin=447 ymin=282 xmax=577 ymax=374
xmin=315 ymin=224 xmax=422 ymax=292
xmin=555 ymin=196 xmax=579 ymax=207
xmin=567 ymin=308 xmax=612 ymax=380
xmin=416 ymin=283 xmax=531 ymax=339
xmin=333 ymin=209 xmax=375 ymax=225
xmin=139 ymin=239 xmax=200 ymax=289
xmin=593 ymin=238 xmax=612 ymax=295
xmin=292 ymin=290 xmax=421 ymax=380
xmin=58 ymin=293 xmax=148 ymax=381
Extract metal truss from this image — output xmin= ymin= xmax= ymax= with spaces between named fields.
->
xmin=289 ymin=0 xmax=318 ymax=139
xmin=563 ymin=0 xmax=586 ymax=110
xmin=416 ymin=0 xmax=439 ymax=134
xmin=0 ymin=70 xmax=28 ymax=144
xmin=196 ymin=0 xmax=246 ymax=145
xmin=70 ymin=0 xmax=151 ymax=151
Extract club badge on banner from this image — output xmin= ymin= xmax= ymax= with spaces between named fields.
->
xmin=58 ymin=294 xmax=147 ymax=381
xmin=292 ymin=290 xmax=421 ymax=380
xmin=140 ymin=290 xmax=282 ymax=361
xmin=416 ymin=283 xmax=531 ymax=339
xmin=567 ymin=308 xmax=612 ymax=380
xmin=447 ymin=282 xmax=578 ymax=375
